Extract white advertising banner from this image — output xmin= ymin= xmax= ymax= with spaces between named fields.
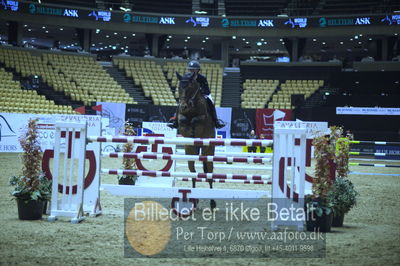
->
xmin=336 ymin=107 xmax=400 ymax=116
xmin=0 ymin=113 xmax=101 ymax=153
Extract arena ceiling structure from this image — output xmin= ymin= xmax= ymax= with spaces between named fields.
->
xmin=0 ymin=0 xmax=399 ymax=63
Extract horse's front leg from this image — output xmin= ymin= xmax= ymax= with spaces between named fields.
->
xmin=185 ymin=145 xmax=198 ymax=188
xmin=202 ymin=145 xmax=216 ymax=210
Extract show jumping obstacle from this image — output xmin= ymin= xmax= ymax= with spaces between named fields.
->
xmin=349 ymin=140 xmax=400 ymax=169
xmin=48 ymin=120 xmax=308 ymax=230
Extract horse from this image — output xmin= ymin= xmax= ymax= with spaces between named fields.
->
xmin=175 ymin=72 xmax=216 ymax=209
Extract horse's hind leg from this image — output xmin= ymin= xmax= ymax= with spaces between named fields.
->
xmin=202 ymin=145 xmax=216 ymax=210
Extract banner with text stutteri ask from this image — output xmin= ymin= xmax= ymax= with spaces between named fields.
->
xmin=0 ymin=112 xmax=101 ymax=153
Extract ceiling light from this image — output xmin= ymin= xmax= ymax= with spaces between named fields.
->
xmin=187 ymin=36 xmax=191 ymax=39
xmin=256 ymin=42 xmax=262 ymax=46
xmin=42 ymin=26 xmax=46 ymax=29
xmin=242 ymin=38 xmax=246 ymax=41
xmin=201 ymin=47 xmax=204 ymax=50
xmin=279 ymin=38 xmax=283 ymax=41
xmin=322 ymin=42 xmax=326 ymax=45
xmin=350 ymin=38 xmax=353 ymax=41
xmin=24 ymin=25 xmax=27 ymax=27
xmin=236 ymin=48 xmax=239 ymax=51
xmin=355 ymin=36 xmax=359 ymax=39
xmin=166 ymin=45 xmax=170 ymax=49
xmin=166 ymin=39 xmax=170 ymax=42
xmin=202 ymin=40 xmax=206 ymax=43
xmin=132 ymin=33 xmax=136 ymax=36
xmin=246 ymin=41 xmax=249 ymax=44
xmin=123 ymin=36 xmax=127 ymax=39
xmin=282 ymin=42 xmax=285 ymax=44
xmin=340 ymin=41 xmax=344 ymax=44
xmin=205 ymin=37 xmax=209 ymax=40
xmin=114 ymin=32 xmax=118 ymax=35
xmin=184 ymin=46 xmax=187 ymax=49
xmin=369 ymin=38 xmax=372 ymax=41
xmin=261 ymin=38 xmax=264 ymax=41
xmin=232 ymin=36 xmax=236 ymax=39
xmin=184 ymin=40 xmax=188 ymax=42
xmin=45 ymin=30 xmax=49 ymax=33
xmin=106 ymin=35 xmax=109 ymax=38
xmin=96 ymin=29 xmax=100 ymax=33
xmin=395 ymin=33 xmax=398 ymax=36
xmin=28 ymin=29 xmax=32 ymax=31
xmin=313 ymin=38 xmax=317 ymax=41
xmin=358 ymin=41 xmax=362 ymax=44
xmin=359 ymin=34 xmax=363 ymax=36
xmin=168 ymin=35 xmax=172 ymax=38
xmin=91 ymin=44 xmax=95 ymax=46
xmin=59 ymin=28 xmax=63 ymax=31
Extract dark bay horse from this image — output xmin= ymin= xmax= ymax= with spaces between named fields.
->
xmin=176 ymin=72 xmax=216 ymax=209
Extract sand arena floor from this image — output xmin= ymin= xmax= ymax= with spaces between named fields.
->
xmin=0 ymin=153 xmax=399 ymax=265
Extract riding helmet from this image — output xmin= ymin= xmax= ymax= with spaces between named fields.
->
xmin=187 ymin=60 xmax=201 ymax=70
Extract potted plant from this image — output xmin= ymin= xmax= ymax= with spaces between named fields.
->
xmin=117 ymin=122 xmax=138 ymax=185
xmin=329 ymin=130 xmax=358 ymax=226
xmin=306 ymin=134 xmax=335 ymax=232
xmin=328 ymin=177 xmax=358 ymax=227
xmin=9 ymin=119 xmax=52 ymax=220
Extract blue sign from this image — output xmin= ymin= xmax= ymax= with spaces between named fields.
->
xmin=285 ymin=18 xmax=307 ymax=28
xmin=381 ymin=15 xmax=400 ymax=25
xmin=88 ymin=10 xmax=111 ymax=22
xmin=185 ymin=17 xmax=210 ymax=27
xmin=159 ymin=17 xmax=175 ymax=24
xmin=1 ymin=0 xmax=18 ymax=11
xmin=258 ymin=19 xmax=274 ymax=27
xmin=63 ymin=9 xmax=78 ymax=17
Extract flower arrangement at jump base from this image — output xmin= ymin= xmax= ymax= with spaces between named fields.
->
xmin=9 ymin=118 xmax=52 ymax=220
xmin=306 ymin=132 xmax=335 ymax=232
xmin=328 ymin=127 xmax=358 ymax=227
xmin=118 ymin=122 xmax=138 ymax=185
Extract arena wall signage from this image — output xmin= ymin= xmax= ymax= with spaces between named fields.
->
xmin=1 ymin=0 xmax=19 ymax=11
xmin=1 ymin=2 xmax=398 ymax=29
xmin=336 ymin=107 xmax=400 ymax=116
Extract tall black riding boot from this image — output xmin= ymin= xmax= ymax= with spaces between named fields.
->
xmin=207 ymin=98 xmax=225 ymax=129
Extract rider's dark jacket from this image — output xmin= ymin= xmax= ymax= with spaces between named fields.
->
xmin=196 ymin=73 xmax=211 ymax=95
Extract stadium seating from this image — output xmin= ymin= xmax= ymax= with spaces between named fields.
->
xmin=268 ymin=79 xmax=323 ymax=109
xmin=43 ymin=53 xmax=135 ymax=105
xmin=0 ymin=47 xmax=136 ymax=107
xmin=114 ymin=58 xmax=224 ymax=107
xmin=0 ymin=67 xmax=76 ymax=114
xmin=241 ymin=79 xmax=278 ymax=108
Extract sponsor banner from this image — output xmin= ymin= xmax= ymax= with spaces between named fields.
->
xmin=256 ymin=109 xmax=292 ymax=140
xmin=216 ymin=107 xmax=232 ymax=139
xmin=375 ymin=145 xmax=400 ymax=160
xmin=0 ymin=112 xmax=100 ymax=153
xmin=231 ymin=108 xmax=256 ymax=139
xmin=336 ymin=107 xmax=400 ymax=116
xmin=97 ymin=102 xmax=126 ymax=135
xmin=125 ymin=104 xmax=176 ymax=128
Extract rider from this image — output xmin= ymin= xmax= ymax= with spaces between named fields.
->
xmin=168 ymin=60 xmax=225 ymax=129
